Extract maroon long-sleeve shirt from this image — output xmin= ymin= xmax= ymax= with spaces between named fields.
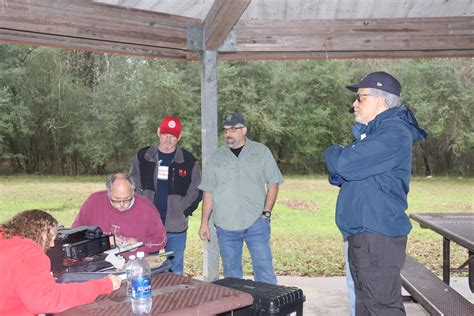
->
xmin=72 ymin=190 xmax=167 ymax=256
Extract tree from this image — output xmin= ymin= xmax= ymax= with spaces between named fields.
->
xmin=0 ymin=43 xmax=471 ymax=175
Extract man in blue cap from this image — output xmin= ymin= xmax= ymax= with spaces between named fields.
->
xmin=324 ymin=72 xmax=427 ymax=315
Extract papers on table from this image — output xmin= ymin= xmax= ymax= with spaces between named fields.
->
xmin=104 ymin=241 xmax=143 ymax=255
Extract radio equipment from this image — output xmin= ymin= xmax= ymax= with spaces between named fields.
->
xmin=47 ymin=226 xmax=113 ymax=274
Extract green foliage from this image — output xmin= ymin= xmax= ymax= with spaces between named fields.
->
xmin=396 ymin=59 xmax=474 ymax=175
xmin=1 ymin=175 xmax=472 ymax=277
xmin=0 ymin=43 xmax=472 ymax=175
xmin=75 ymin=57 xmax=201 ymax=173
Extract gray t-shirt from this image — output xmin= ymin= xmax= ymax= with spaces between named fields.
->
xmin=199 ymin=138 xmax=283 ymax=230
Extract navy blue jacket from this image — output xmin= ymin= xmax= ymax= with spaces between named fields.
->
xmin=323 ymin=105 xmax=426 ymax=238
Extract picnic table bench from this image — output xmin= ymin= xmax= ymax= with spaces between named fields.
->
xmin=401 ymin=254 xmax=474 ymax=316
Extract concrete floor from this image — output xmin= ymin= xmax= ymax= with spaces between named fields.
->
xmin=276 ymin=276 xmax=473 ymax=316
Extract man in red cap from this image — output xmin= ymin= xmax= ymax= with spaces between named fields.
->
xmin=130 ymin=116 xmax=202 ymax=275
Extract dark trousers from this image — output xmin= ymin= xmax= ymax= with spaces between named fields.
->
xmin=348 ymin=232 xmax=407 ymax=316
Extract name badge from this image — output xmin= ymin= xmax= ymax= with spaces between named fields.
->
xmin=157 ymin=165 xmax=169 ymax=180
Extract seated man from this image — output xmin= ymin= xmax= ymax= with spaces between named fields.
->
xmin=72 ymin=173 xmax=167 ymax=256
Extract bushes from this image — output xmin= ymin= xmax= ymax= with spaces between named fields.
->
xmin=0 ymin=44 xmax=472 ymax=175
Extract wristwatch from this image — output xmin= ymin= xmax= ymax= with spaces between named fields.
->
xmin=262 ymin=210 xmax=272 ymax=218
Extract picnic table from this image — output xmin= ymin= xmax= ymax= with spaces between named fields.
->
xmin=399 ymin=212 xmax=474 ymax=315
xmin=410 ymin=212 xmax=474 ymax=292
xmin=54 ymin=272 xmax=253 ymax=315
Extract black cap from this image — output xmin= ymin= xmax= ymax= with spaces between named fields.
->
xmin=346 ymin=71 xmax=401 ymax=96
xmin=222 ymin=113 xmax=246 ymax=127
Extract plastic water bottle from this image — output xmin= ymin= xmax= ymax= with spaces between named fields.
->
xmin=125 ymin=255 xmax=136 ymax=297
xmin=131 ymin=251 xmax=152 ymax=314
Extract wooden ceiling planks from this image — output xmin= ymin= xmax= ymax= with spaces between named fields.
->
xmin=239 ymin=0 xmax=472 ymax=20
xmin=94 ymin=0 xmax=472 ymax=20
xmin=94 ymin=0 xmax=215 ymax=20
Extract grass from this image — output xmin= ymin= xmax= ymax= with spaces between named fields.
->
xmin=0 ymin=175 xmax=472 ymax=277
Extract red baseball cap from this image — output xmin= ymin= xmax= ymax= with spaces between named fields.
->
xmin=159 ymin=116 xmax=181 ymax=138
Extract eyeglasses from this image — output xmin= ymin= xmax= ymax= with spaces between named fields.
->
xmin=110 ymin=196 xmax=134 ymax=205
xmin=355 ymin=93 xmax=373 ymax=103
xmin=160 ymin=134 xmax=177 ymax=141
xmin=222 ymin=126 xmax=244 ymax=134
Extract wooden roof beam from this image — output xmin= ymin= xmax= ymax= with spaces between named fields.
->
xmin=0 ymin=0 xmax=200 ymax=52
xmin=204 ymin=0 xmax=251 ymax=51
xmin=219 ymin=49 xmax=474 ymax=61
xmin=0 ymin=28 xmax=197 ymax=60
xmin=232 ymin=16 xmax=474 ymax=59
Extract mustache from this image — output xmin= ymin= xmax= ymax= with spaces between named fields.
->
xmin=349 ymin=107 xmax=355 ymax=113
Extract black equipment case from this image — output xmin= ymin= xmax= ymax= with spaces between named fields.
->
xmin=213 ymin=278 xmax=305 ymax=316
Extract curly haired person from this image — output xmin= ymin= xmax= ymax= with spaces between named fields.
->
xmin=0 ymin=210 xmax=121 ymax=316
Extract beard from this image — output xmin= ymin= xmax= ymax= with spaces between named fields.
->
xmin=226 ymin=136 xmax=237 ymax=148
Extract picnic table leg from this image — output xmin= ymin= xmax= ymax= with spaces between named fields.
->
xmin=443 ymin=237 xmax=450 ymax=285
xmin=469 ymin=250 xmax=473 ymax=293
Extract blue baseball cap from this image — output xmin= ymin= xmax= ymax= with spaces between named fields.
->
xmin=346 ymin=71 xmax=401 ymax=96
xmin=222 ymin=113 xmax=246 ymax=127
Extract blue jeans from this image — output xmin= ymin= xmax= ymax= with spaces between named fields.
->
xmin=345 ymin=240 xmax=356 ymax=316
xmin=165 ymin=231 xmax=187 ymax=275
xmin=216 ymin=217 xmax=276 ymax=284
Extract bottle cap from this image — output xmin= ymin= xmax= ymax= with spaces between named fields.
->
xmin=137 ymin=251 xmax=145 ymax=258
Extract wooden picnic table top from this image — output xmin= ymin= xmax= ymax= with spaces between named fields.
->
xmin=54 ymin=272 xmax=253 ymax=315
